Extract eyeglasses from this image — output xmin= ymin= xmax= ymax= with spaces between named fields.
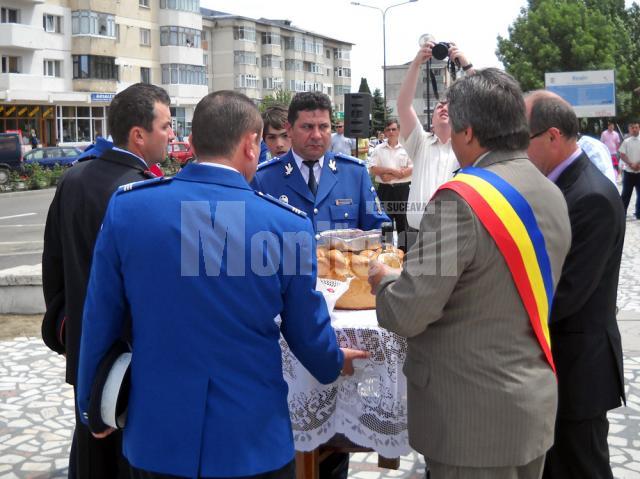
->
xmin=385 ymin=127 xmax=398 ymax=132
xmin=529 ymin=128 xmax=548 ymax=140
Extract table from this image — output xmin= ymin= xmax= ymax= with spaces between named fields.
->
xmin=280 ymin=309 xmax=411 ymax=460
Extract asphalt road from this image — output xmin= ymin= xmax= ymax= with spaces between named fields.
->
xmin=0 ymin=188 xmax=55 ymax=270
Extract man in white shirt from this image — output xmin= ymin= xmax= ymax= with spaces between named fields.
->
xmin=619 ymin=121 xmax=640 ymax=219
xmin=397 ymin=43 xmax=473 ymax=248
xmin=600 ymin=121 xmax=621 ymax=176
xmin=370 ymin=119 xmax=412 ymax=250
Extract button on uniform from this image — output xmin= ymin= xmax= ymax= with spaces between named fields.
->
xmin=344 ymin=213 xmax=349 ymax=218
xmin=315 ymin=234 xmax=321 ymax=241
xmin=314 ymin=208 xmax=319 ymax=215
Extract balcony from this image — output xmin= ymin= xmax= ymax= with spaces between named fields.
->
xmin=72 ymin=78 xmax=117 ymax=93
xmin=0 ymin=23 xmax=44 ymax=50
xmin=164 ymin=83 xmax=208 ymax=104
xmin=158 ymin=9 xmax=202 ymax=30
xmin=159 ymin=46 xmax=203 ymax=66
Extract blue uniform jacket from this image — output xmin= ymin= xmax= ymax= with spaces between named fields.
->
xmin=76 ymin=163 xmax=343 ymax=478
xmin=251 ymin=150 xmax=389 ymax=233
xmin=76 ymin=137 xmax=113 ymax=161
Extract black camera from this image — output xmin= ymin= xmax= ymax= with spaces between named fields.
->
xmin=431 ymin=42 xmax=451 ymax=60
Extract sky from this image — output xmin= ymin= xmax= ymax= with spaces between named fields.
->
xmin=202 ymin=0 xmax=638 ymax=94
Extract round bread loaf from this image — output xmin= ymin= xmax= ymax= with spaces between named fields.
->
xmin=317 ymin=246 xmax=404 ymax=310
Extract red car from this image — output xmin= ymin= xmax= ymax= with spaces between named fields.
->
xmin=167 ymin=142 xmax=193 ymax=166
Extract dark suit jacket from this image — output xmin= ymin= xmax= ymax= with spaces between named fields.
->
xmin=551 ymin=153 xmax=626 ymax=420
xmin=42 ymin=148 xmax=154 ymax=385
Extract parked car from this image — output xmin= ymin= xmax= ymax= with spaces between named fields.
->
xmin=24 ymin=147 xmax=83 ymax=169
xmin=0 ymin=132 xmax=24 ymax=184
xmin=167 ymin=141 xmax=193 ymax=166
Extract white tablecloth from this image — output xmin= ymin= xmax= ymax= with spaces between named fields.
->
xmin=280 ymin=309 xmax=410 ymax=457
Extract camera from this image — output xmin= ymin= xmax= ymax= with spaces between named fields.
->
xmin=431 ymin=42 xmax=451 ymax=61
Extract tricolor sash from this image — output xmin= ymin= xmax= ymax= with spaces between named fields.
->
xmin=438 ymin=167 xmax=556 ymax=373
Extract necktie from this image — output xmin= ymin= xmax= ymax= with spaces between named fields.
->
xmin=303 ymin=160 xmax=318 ymax=196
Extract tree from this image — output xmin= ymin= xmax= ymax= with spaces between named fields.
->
xmin=259 ymin=89 xmax=293 ymax=113
xmin=496 ymin=0 xmax=636 ymax=122
xmin=371 ymin=88 xmax=393 ymax=136
xmin=358 ymin=77 xmax=372 ymax=94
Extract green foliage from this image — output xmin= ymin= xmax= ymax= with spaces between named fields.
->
xmin=497 ymin=0 xmax=638 ymax=121
xmin=259 ymin=89 xmax=293 ymax=112
xmin=371 ymin=88 xmax=393 ymax=136
xmin=358 ymin=78 xmax=372 ymax=94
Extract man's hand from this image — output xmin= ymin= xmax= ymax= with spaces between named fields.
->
xmin=380 ymin=173 xmax=395 ymax=183
xmin=340 ymin=348 xmax=370 ymax=375
xmin=92 ymin=427 xmax=115 ymax=439
xmin=449 ymin=44 xmax=473 ymax=73
xmin=368 ymin=259 xmax=401 ymax=294
xmin=414 ymin=43 xmax=433 ymax=65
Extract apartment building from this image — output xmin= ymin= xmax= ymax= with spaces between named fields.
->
xmin=201 ymin=9 xmax=353 ymax=114
xmin=384 ymin=58 xmax=451 ymax=128
xmin=0 ymin=0 xmax=206 ymax=146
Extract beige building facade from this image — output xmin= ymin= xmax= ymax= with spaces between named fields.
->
xmin=202 ymin=10 xmax=353 ymax=114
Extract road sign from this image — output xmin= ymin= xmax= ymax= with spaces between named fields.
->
xmin=335 ymin=111 xmax=344 ymax=120
xmin=545 ymin=70 xmax=615 ymax=118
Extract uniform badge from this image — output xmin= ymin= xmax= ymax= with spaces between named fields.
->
xmin=284 ymin=163 xmax=293 ymax=176
xmin=335 ymin=198 xmax=353 ymax=206
xmin=329 ymin=159 xmax=337 ymax=172
xmin=370 ymin=186 xmax=375 ymax=192
xmin=279 ymin=195 xmax=289 ymax=204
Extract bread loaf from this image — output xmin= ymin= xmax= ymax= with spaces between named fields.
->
xmin=318 ymin=246 xmax=404 ymax=310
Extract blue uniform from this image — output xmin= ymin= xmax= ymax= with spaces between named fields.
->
xmin=76 ymin=163 xmax=343 ymax=478
xmin=251 ymin=150 xmax=389 ymax=233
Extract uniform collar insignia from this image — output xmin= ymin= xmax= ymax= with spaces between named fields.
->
xmin=329 ymin=159 xmax=337 ymax=172
xmin=284 ymin=162 xmax=293 ymax=176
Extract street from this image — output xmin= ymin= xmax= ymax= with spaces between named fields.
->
xmin=0 ymin=189 xmax=55 ymax=270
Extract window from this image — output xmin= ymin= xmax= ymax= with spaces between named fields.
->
xmin=161 ymin=64 xmax=206 ymax=85
xmin=43 ymin=14 xmax=62 ymax=33
xmin=1 ymin=56 xmax=20 ymax=74
xmin=334 ymin=48 xmax=351 ymax=60
xmin=261 ymin=55 xmax=281 ymax=69
xmin=335 ymin=85 xmax=351 ymax=96
xmin=235 ymin=74 xmax=259 ymax=89
xmin=261 ymin=32 xmax=280 ymax=45
xmin=43 ymin=59 xmax=61 ymax=77
xmin=139 ymin=0 xmax=149 ymax=6
xmin=140 ymin=67 xmax=150 ymax=84
xmin=234 ymin=51 xmax=257 ymax=65
xmin=72 ymin=55 xmax=118 ymax=80
xmin=71 ymin=11 xmax=116 ymax=38
xmin=262 ymin=77 xmax=283 ymax=90
xmin=159 ymin=0 xmax=200 ymax=13
xmin=285 ymin=36 xmax=303 ymax=51
xmin=140 ymin=28 xmax=151 ymax=46
xmin=326 ymin=49 xmax=331 ymax=59
xmin=305 ymin=62 xmax=323 ymax=74
xmin=288 ymin=79 xmax=305 ymax=92
xmin=334 ymin=66 xmax=351 ymax=78
xmin=1 ymin=8 xmax=18 ymax=24
xmin=285 ymin=59 xmax=302 ymax=71
xmin=203 ymin=53 xmax=208 ymax=66
xmin=233 ymin=26 xmax=256 ymax=42
xmin=160 ymin=26 xmax=201 ymax=48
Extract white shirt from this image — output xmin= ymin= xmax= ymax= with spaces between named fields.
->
xmin=369 ymin=141 xmax=413 ymax=184
xmin=292 ymin=149 xmax=324 ymax=184
xmin=620 ymin=135 xmax=640 ymax=173
xmin=199 ymin=162 xmax=240 ymax=174
xmin=401 ymin=123 xmax=459 ymax=229
xmin=577 ymin=136 xmax=616 ymax=185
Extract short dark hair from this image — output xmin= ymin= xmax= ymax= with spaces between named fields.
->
xmin=447 ymin=68 xmax=530 ymax=151
xmin=288 ymin=92 xmax=332 ymax=125
xmin=262 ymin=104 xmax=288 ymax=137
xmin=108 ymin=83 xmax=171 ymax=147
xmin=384 ymin=119 xmax=399 ymax=129
xmin=192 ymin=91 xmax=263 ymax=159
xmin=527 ymin=91 xmax=579 ymax=139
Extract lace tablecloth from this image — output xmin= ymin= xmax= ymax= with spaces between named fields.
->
xmin=280 ymin=309 xmax=410 ymax=458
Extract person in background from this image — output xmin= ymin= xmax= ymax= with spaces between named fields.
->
xmin=619 ymin=121 xmax=640 ymax=220
xmin=525 ymin=90 xmax=625 ymax=479
xmin=330 ymin=121 xmax=356 ymax=156
xmin=396 ymin=42 xmax=473 ymax=250
xmin=600 ymin=121 xmax=621 ymax=178
xmin=41 ymin=83 xmax=174 ymax=479
xmin=369 ymin=119 xmax=413 ymax=250
xmin=262 ymin=104 xmax=292 ymax=159
xmin=577 ymin=135 xmax=616 ymax=185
